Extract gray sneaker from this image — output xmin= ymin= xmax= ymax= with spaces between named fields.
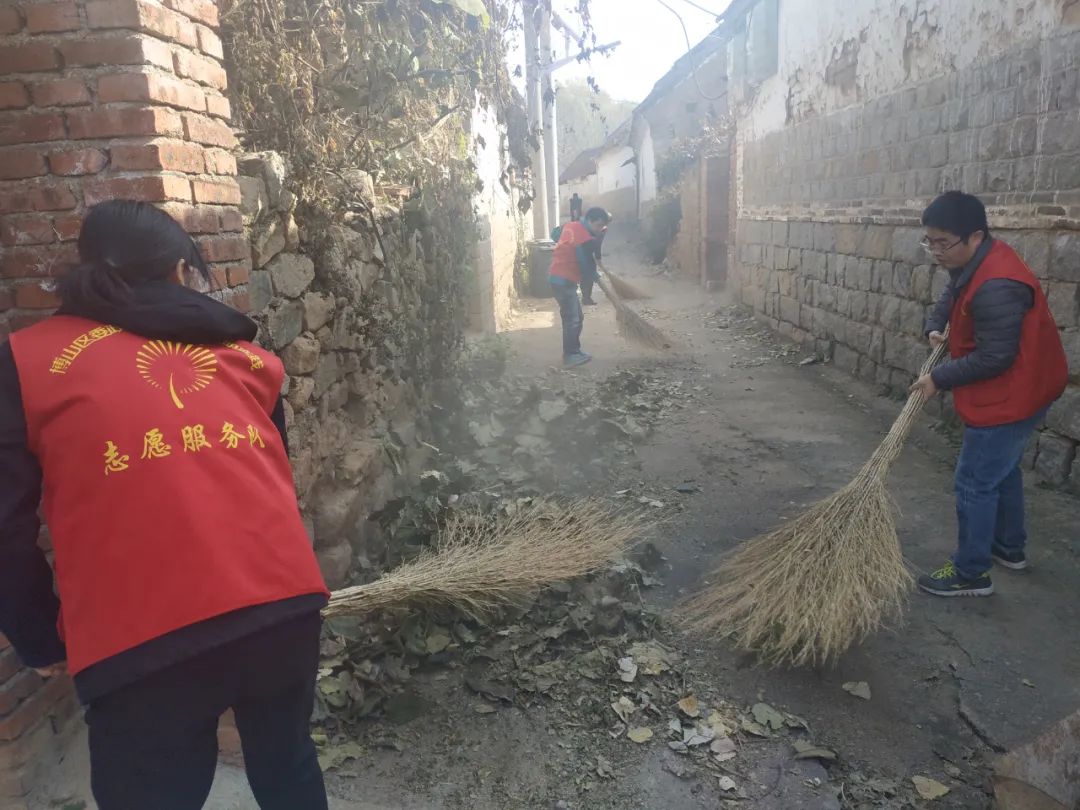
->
xmin=563 ymin=352 xmax=592 ymax=368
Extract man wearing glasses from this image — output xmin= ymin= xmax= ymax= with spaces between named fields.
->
xmin=910 ymin=191 xmax=1067 ymax=597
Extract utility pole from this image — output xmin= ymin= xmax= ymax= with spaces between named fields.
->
xmin=539 ymin=1 xmax=559 ymax=230
xmin=523 ymin=0 xmax=549 ymax=241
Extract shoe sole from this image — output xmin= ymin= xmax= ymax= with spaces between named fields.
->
xmin=563 ymin=357 xmax=592 ymax=368
xmin=918 ymin=583 xmax=995 ymax=597
xmin=992 ymin=554 xmax=1028 ymax=570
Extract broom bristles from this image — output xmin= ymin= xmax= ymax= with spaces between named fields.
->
xmin=325 ymin=500 xmax=647 ymax=618
xmin=605 ymin=270 xmax=651 ymax=301
xmin=678 ymin=334 xmax=952 ymax=666
xmin=595 ymin=275 xmax=675 ymax=351
xmin=678 ymin=467 xmax=912 ymax=667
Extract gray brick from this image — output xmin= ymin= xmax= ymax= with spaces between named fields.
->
xmin=1047 ymin=386 xmax=1080 ymax=441
xmin=927 ymin=135 xmax=950 ymax=168
xmin=835 ymin=224 xmax=860 ymax=255
xmin=879 ymin=296 xmax=902 ymax=330
xmin=849 ymin=290 xmax=869 ymax=321
xmin=976 ymin=126 xmax=1003 ymax=161
xmin=873 ymin=260 xmax=896 ymax=294
xmin=1004 ymin=230 xmax=1051 ymax=278
xmin=913 ymin=168 xmax=942 ymax=196
xmin=942 ymin=102 xmax=970 ymax=133
xmin=992 ymin=87 xmax=1018 ymax=123
xmin=779 ymin=295 xmax=801 ymax=325
xmin=1062 ymin=330 xmax=1080 ymax=379
xmin=962 ymin=163 xmax=985 ymax=193
xmin=1042 ymin=112 xmax=1080 ymax=154
xmin=931 ymin=268 xmax=950 ymax=299
xmin=1023 ymin=432 xmax=1039 ymax=471
xmin=835 ymin=287 xmax=852 ymax=316
xmin=833 ymin=344 xmax=860 ymax=374
xmin=813 ymin=223 xmax=836 ymax=252
xmin=855 ymin=258 xmax=876 ymax=291
xmin=1034 ymin=431 xmax=1076 ymax=486
xmin=815 ymin=282 xmax=836 ymax=313
xmin=1004 ymin=117 xmax=1038 ymax=158
xmin=1013 ymin=157 xmax=1037 ymax=191
xmin=789 ymin=221 xmax=814 ymax=249
xmin=883 ymin=332 xmax=928 ymax=376
xmin=983 ymin=161 xmax=1012 ymax=193
xmin=911 ymin=265 xmax=934 ymax=303
xmin=1047 ymin=282 xmax=1080 ymax=327
xmin=970 ymin=95 xmax=995 ymax=128
xmin=868 ymin=327 xmax=886 ymax=362
xmin=1050 ymin=233 xmax=1080 ymax=283
xmin=771 ymin=220 xmax=789 ymax=244
xmin=892 ymin=264 xmax=913 ymax=298
xmin=891 ymin=226 xmax=925 ymax=265
xmin=949 ymin=131 xmax=977 ymax=163
xmin=861 ymin=226 xmax=894 ymax=260
xmin=900 ymin=300 xmax=927 ymax=336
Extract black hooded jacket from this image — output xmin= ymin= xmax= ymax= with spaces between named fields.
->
xmin=0 ymin=282 xmax=325 ymax=703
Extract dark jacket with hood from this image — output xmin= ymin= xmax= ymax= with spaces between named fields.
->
xmin=0 ymin=282 xmax=326 ymax=704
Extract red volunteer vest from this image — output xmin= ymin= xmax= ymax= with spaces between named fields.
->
xmin=9 ymin=316 xmax=329 ymax=675
xmin=549 ymin=221 xmax=594 ymax=284
xmin=949 ymin=240 xmax=1068 ymax=427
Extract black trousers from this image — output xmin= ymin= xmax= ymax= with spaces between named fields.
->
xmin=580 ymin=276 xmax=595 ymax=302
xmin=85 ymin=612 xmax=328 ymax=810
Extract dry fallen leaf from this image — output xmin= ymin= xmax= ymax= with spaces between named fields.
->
xmin=628 ymin=727 xmax=654 ymax=744
xmin=611 ymin=696 xmax=636 ymax=723
xmin=912 ymin=776 xmax=950 ymax=800
xmin=677 ymin=695 xmax=701 ymax=718
xmin=842 ymin=681 xmax=872 ymax=701
xmin=717 ymin=776 xmax=738 ymax=792
xmin=617 ymin=657 xmax=638 ymax=683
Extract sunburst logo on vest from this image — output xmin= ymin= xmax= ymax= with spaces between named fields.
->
xmin=135 ymin=341 xmax=218 ymax=410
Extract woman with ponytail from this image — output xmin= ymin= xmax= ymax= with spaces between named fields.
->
xmin=0 ymin=201 xmax=330 ymax=809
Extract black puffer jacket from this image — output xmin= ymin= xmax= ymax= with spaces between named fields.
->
xmin=924 ymin=238 xmax=1034 ymax=391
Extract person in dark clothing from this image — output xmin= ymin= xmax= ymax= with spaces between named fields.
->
xmin=569 ymin=192 xmax=583 ymax=222
xmin=0 ymin=200 xmax=331 ymax=809
xmin=910 ymin=192 xmax=1067 ymax=598
xmin=579 ymin=223 xmax=607 ymax=306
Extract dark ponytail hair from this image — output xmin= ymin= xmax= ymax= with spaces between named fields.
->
xmin=59 ymin=200 xmax=211 ymax=311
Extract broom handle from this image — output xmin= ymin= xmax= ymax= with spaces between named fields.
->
xmin=865 ymin=325 xmax=951 ymax=475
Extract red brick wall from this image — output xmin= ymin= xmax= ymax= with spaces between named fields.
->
xmin=0 ymin=0 xmax=249 ymax=345
xmin=0 ymin=2 xmax=245 ymax=804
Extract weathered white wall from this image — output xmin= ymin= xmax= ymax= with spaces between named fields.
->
xmin=744 ymin=0 xmax=1073 ymax=138
xmin=632 ymin=120 xmax=658 ymax=218
xmin=471 ymin=103 xmax=523 ymax=332
xmin=560 ymin=174 xmax=600 ymax=213
xmin=597 ymin=146 xmax=636 ymax=194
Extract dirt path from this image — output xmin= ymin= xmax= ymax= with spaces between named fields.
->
xmin=324 ymin=229 xmax=1079 ymax=808
xmin=35 ymin=227 xmax=1080 ymax=809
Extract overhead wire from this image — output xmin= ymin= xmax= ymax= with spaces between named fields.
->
xmin=651 ymin=0 xmax=729 ymax=102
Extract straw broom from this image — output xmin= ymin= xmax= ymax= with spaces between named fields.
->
xmin=600 ymin=264 xmax=652 ymax=301
xmin=595 ymin=274 xmax=674 ymax=351
xmin=325 ymin=499 xmax=646 ymax=618
xmin=679 ymin=334 xmax=951 ymax=667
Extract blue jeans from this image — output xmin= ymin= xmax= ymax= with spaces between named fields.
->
xmin=952 ymin=409 xmax=1046 ymax=578
xmin=550 ymin=278 xmax=583 ymax=357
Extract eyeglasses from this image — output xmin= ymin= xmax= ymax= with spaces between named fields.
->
xmin=920 ymin=236 xmax=964 ymax=254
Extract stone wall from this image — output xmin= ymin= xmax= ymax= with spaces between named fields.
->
xmin=732 ymin=24 xmax=1080 ymax=492
xmin=0 ymin=1 xmax=245 ymax=804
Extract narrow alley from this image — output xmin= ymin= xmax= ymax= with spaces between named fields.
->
xmin=32 ymin=227 xmax=1070 ymax=810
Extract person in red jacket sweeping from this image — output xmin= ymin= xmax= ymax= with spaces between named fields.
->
xmin=0 ymin=201 xmax=331 ymax=809
xmin=548 ymin=207 xmax=611 ymax=367
xmin=910 ymin=192 xmax=1068 ymax=598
